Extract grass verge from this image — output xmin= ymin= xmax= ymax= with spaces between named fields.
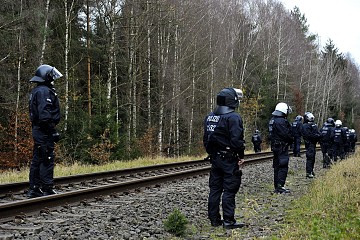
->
xmin=0 ymin=156 xmax=202 ymax=184
xmin=279 ymin=153 xmax=360 ymax=240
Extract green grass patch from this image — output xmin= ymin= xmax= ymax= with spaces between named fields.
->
xmin=279 ymin=153 xmax=360 ymax=240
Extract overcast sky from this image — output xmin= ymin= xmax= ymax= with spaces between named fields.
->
xmin=279 ymin=0 xmax=360 ymax=66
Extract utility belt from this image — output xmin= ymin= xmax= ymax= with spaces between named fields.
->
xmin=304 ymin=139 xmax=316 ymax=145
xmin=271 ymin=140 xmax=287 ymax=147
xmin=215 ymin=150 xmax=236 ymax=159
xmin=271 ymin=140 xmax=288 ymax=152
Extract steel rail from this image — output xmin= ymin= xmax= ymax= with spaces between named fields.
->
xmin=0 ymin=166 xmax=211 ymax=221
xmin=0 ymin=147 xmax=322 ymax=221
xmin=0 ymin=150 xmax=278 ymax=195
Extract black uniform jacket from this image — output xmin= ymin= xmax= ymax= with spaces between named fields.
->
xmin=29 ymin=84 xmax=60 ymax=133
xmin=291 ymin=120 xmax=302 ymax=138
xmin=269 ymin=116 xmax=293 ymax=144
xmin=301 ymin=122 xmax=320 ymax=143
xmin=203 ymin=111 xmax=245 ymax=159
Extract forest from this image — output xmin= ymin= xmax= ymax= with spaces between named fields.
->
xmin=1 ymin=0 xmax=359 ymax=168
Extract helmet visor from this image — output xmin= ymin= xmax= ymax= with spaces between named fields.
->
xmin=287 ymin=105 xmax=292 ymax=114
xmin=51 ymin=67 xmax=63 ymax=80
xmin=233 ymin=88 xmax=243 ymax=100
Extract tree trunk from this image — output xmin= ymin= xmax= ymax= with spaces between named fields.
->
xmin=40 ymin=0 xmax=50 ymax=64
xmin=146 ymin=0 xmax=152 ymax=129
xmin=14 ymin=0 xmax=24 ymax=166
xmin=86 ymin=0 xmax=92 ymax=123
xmin=63 ymin=0 xmax=74 ymax=132
xmin=157 ymin=21 xmax=171 ymax=155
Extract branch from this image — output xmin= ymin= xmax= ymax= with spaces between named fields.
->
xmin=0 ymin=53 xmax=10 ymax=63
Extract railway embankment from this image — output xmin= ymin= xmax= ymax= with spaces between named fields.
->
xmin=0 ymin=152 xmax=358 ymax=239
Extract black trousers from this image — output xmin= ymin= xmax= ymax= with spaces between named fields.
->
xmin=293 ymin=137 xmax=301 ymax=155
xmin=253 ymin=142 xmax=261 ymax=152
xmin=305 ymin=141 xmax=316 ymax=174
xmin=272 ymin=143 xmax=289 ymax=188
xmin=29 ymin=127 xmax=55 ymax=189
xmin=208 ymin=153 xmax=242 ymax=222
xmin=333 ymin=142 xmax=344 ymax=161
xmin=320 ymin=142 xmax=332 ymax=166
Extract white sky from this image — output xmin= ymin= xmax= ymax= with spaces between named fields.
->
xmin=279 ymin=0 xmax=360 ymax=66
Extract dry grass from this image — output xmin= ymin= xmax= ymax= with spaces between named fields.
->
xmin=0 ymin=155 xmax=202 ymax=184
xmin=279 ymin=152 xmax=360 ymax=240
xmin=0 ymin=149 xmax=257 ymax=184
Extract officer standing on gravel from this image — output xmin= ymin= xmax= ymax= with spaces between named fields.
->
xmin=301 ymin=112 xmax=321 ymax=178
xmin=291 ymin=115 xmax=303 ymax=157
xmin=332 ymin=120 xmax=347 ymax=161
xmin=349 ymin=129 xmax=357 ymax=153
xmin=268 ymin=102 xmax=293 ymax=194
xmin=319 ymin=118 xmax=335 ymax=168
xmin=203 ymin=87 xmax=245 ymax=229
xmin=27 ymin=64 xmax=62 ymax=198
xmin=251 ymin=130 xmax=262 ymax=152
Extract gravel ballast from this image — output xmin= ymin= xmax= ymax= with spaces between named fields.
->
xmin=3 ymin=153 xmax=326 ymax=240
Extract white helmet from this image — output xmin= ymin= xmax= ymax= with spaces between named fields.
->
xmin=272 ymin=102 xmax=292 ymax=116
xmin=304 ymin=112 xmax=315 ymax=122
xmin=335 ymin=120 xmax=342 ymax=127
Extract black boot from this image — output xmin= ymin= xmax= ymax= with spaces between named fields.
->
xmin=223 ymin=220 xmax=245 ymax=229
xmin=274 ymin=186 xmax=290 ymax=194
xmin=210 ymin=219 xmax=223 ymax=227
xmin=42 ymin=185 xmax=57 ymax=196
xmin=27 ymin=186 xmax=43 ymax=198
xmin=306 ymin=173 xmax=314 ymax=178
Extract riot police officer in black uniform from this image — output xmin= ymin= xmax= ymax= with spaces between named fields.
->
xmin=251 ymin=130 xmax=262 ymax=153
xmin=268 ymin=102 xmax=293 ymax=194
xmin=343 ymin=127 xmax=350 ymax=158
xmin=349 ymin=129 xmax=357 ymax=153
xmin=301 ymin=112 xmax=321 ymax=178
xmin=27 ymin=64 xmax=62 ymax=198
xmin=332 ymin=120 xmax=347 ymax=162
xmin=291 ymin=115 xmax=303 ymax=157
xmin=319 ymin=118 xmax=335 ymax=168
xmin=203 ymin=87 xmax=245 ymax=229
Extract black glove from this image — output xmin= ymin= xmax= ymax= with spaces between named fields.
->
xmin=52 ymin=132 xmax=60 ymax=142
xmin=204 ymin=155 xmax=213 ymax=163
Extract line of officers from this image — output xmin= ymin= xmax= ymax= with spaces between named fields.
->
xmin=252 ymin=108 xmax=358 ymax=169
xmin=203 ymin=88 xmax=357 ymax=229
xmin=251 ymin=114 xmax=357 ymax=164
xmin=267 ymin=102 xmax=357 ymax=195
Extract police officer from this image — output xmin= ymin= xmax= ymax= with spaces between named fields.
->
xmin=332 ymin=120 xmax=347 ymax=162
xmin=301 ymin=112 xmax=321 ymax=178
xmin=319 ymin=118 xmax=334 ymax=168
xmin=251 ymin=130 xmax=262 ymax=152
xmin=291 ymin=115 xmax=303 ymax=157
xmin=27 ymin=64 xmax=62 ymax=198
xmin=203 ymin=87 xmax=245 ymax=229
xmin=268 ymin=102 xmax=293 ymax=194
xmin=349 ymin=129 xmax=357 ymax=153
xmin=343 ymin=127 xmax=350 ymax=158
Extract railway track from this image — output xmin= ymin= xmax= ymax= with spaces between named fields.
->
xmin=0 ymin=150 xmax=302 ymax=222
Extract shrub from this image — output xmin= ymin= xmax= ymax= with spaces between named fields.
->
xmin=163 ymin=208 xmax=188 ymax=237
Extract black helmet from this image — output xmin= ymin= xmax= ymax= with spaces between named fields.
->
xmin=303 ymin=112 xmax=314 ymax=123
xmin=30 ymin=64 xmax=63 ymax=83
xmin=326 ymin=118 xmax=335 ymax=126
xmin=214 ymin=88 xmax=243 ymax=114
